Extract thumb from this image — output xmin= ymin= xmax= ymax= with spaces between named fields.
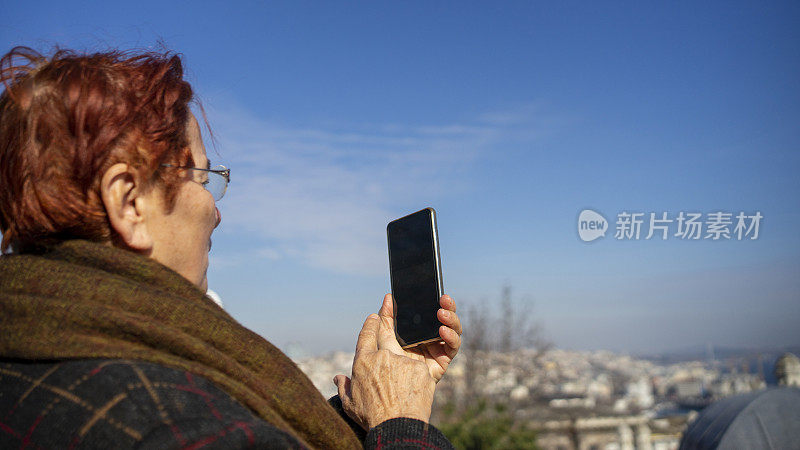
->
xmin=378 ymin=294 xmax=397 ymax=334
xmin=376 ymin=293 xmax=404 ymax=355
xmin=377 ymin=315 xmax=405 ymax=355
xmin=378 ymin=293 xmax=395 ymax=321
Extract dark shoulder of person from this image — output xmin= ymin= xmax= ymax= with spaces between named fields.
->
xmin=0 ymin=358 xmax=454 ymax=449
xmin=0 ymin=358 xmax=302 ymax=449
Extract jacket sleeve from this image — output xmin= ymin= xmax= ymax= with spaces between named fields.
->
xmin=365 ymin=418 xmax=454 ymax=450
xmin=329 ymin=395 xmax=454 ymax=450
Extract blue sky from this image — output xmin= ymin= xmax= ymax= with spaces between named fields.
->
xmin=3 ymin=1 xmax=798 ymax=354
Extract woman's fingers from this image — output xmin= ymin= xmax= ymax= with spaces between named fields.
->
xmin=424 ymin=342 xmax=453 ymax=372
xmin=355 ymin=314 xmax=380 ymax=356
xmin=333 ymin=375 xmax=351 ymax=399
xmin=333 ymin=374 xmax=368 ymax=430
xmin=439 ymin=294 xmax=456 ymax=313
xmin=437 ymin=306 xmax=462 ymax=336
xmin=439 ymin=325 xmax=461 ymax=350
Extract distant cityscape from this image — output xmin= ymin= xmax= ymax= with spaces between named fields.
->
xmin=295 ymin=346 xmax=800 ymax=450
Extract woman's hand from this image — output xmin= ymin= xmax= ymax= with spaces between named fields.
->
xmin=333 ymin=314 xmax=436 ymax=429
xmin=332 ymin=294 xmax=462 ymax=429
xmin=377 ymin=293 xmax=462 ymax=383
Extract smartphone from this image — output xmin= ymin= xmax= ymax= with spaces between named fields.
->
xmin=387 ymin=207 xmax=444 ymax=348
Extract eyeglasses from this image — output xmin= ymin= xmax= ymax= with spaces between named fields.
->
xmin=161 ymin=164 xmax=231 ymax=201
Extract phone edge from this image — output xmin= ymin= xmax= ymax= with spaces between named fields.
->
xmin=428 ymin=207 xmax=445 ymax=299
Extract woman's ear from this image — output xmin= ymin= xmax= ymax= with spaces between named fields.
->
xmin=100 ymin=163 xmax=154 ymax=251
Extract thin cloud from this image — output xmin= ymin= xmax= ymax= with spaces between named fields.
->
xmin=204 ymin=102 xmax=551 ymax=275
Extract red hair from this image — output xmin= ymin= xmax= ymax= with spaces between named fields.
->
xmin=0 ymin=46 xmax=197 ymax=253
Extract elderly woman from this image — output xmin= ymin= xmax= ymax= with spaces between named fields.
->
xmin=0 ymin=47 xmax=462 ymax=449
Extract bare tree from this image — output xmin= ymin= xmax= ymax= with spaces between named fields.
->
xmin=499 ymin=285 xmax=514 ymax=353
xmin=460 ymin=284 xmax=551 ymax=396
xmin=462 ymin=300 xmax=490 ymax=397
xmin=497 ymin=283 xmax=552 ymax=356
xmin=464 ymin=300 xmax=491 ymax=353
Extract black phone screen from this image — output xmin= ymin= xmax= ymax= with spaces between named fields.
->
xmin=387 ymin=208 xmax=443 ymax=347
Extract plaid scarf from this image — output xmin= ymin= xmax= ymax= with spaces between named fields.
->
xmin=0 ymin=239 xmax=360 ymax=449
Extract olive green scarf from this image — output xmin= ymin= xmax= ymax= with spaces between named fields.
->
xmin=0 ymin=239 xmax=360 ymax=449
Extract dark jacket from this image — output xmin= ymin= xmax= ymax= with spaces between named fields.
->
xmin=0 ymin=358 xmax=453 ymax=449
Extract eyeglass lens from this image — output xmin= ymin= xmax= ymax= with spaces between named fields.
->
xmin=205 ymin=166 xmax=228 ymax=201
